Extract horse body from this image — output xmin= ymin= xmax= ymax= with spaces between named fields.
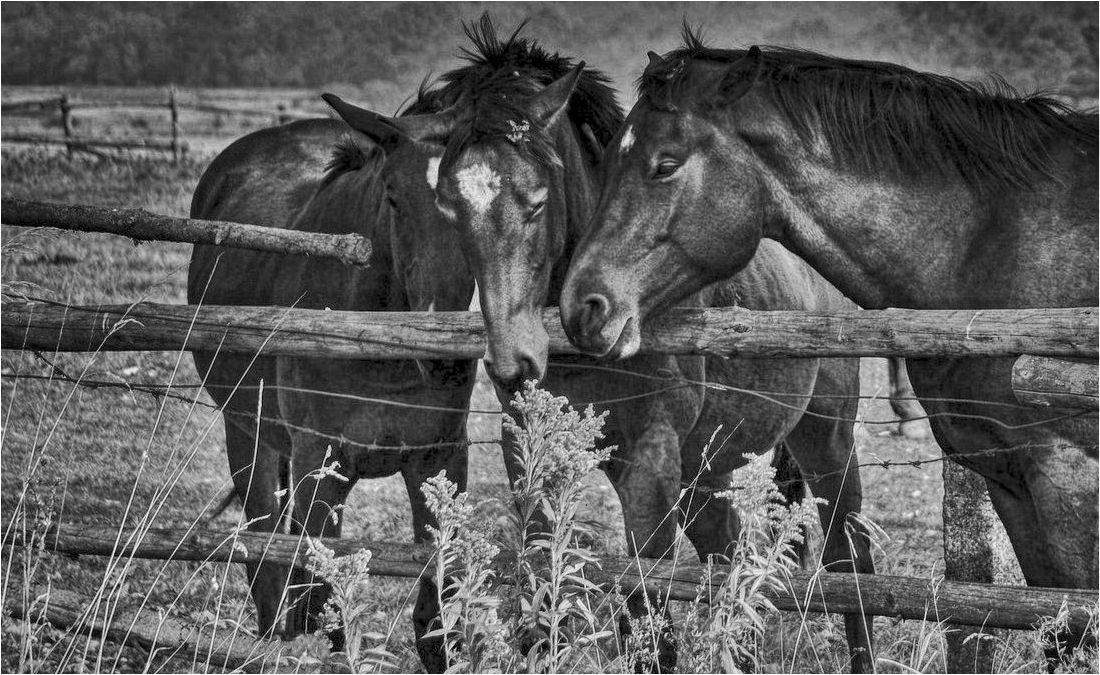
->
xmin=188 ymin=116 xmax=476 ymax=661
xmin=774 ymin=113 xmax=1099 ymax=588
xmin=325 ymin=19 xmax=870 ymax=671
xmin=559 ymin=32 xmax=1098 ymax=660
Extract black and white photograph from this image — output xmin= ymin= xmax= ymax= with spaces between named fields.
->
xmin=1 ymin=2 xmax=1097 ymax=673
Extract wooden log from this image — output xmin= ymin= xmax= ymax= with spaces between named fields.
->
xmin=10 ymin=587 xmax=290 ymax=671
xmin=1 ymin=134 xmax=182 ymax=153
xmin=942 ymin=461 xmax=1008 ymax=672
xmin=60 ymin=93 xmax=74 ymax=158
xmin=182 ymin=103 xmax=283 ymax=117
xmin=17 ymin=523 xmax=1096 ymax=634
xmin=168 ymin=88 xmax=181 ymax=162
xmin=64 ymin=101 xmax=185 ymax=111
xmin=0 ymin=97 xmax=63 ymax=113
xmin=1 ymin=199 xmax=372 ymax=266
xmin=2 ymin=301 xmax=1095 ymax=361
xmin=1012 ymin=355 xmax=1099 ymax=410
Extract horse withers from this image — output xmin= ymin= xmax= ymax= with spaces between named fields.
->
xmin=325 ymin=17 xmax=873 ymax=671
xmin=188 ymin=100 xmax=475 ymax=669
xmin=560 ymin=29 xmax=1098 ymax=666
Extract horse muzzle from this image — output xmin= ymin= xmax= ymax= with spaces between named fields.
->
xmin=560 ymin=286 xmax=642 ymax=360
xmin=482 ymin=317 xmax=549 ymax=394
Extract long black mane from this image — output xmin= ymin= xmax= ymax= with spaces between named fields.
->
xmin=641 ymin=27 xmax=1097 ymax=188
xmin=411 ymin=15 xmax=624 ymax=168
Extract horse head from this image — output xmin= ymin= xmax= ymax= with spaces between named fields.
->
xmin=323 ymin=93 xmax=474 ymax=313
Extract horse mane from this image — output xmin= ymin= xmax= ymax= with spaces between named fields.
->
xmin=416 ymin=14 xmax=624 ymax=168
xmin=322 ymin=135 xmax=384 ymax=186
xmin=641 ymin=25 xmax=1098 ymax=189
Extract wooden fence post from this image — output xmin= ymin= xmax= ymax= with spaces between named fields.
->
xmin=942 ymin=462 xmax=1015 ymax=672
xmin=59 ymin=93 xmax=74 ymax=157
xmin=277 ymin=102 xmax=289 ymax=125
xmin=168 ymin=87 xmax=181 ymax=162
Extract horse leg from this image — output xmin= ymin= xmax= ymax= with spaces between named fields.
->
xmin=283 ymin=441 xmax=357 ymax=647
xmin=788 ymin=362 xmax=874 ymax=673
xmin=222 ymin=411 xmax=292 ymax=639
xmin=770 ymin=441 xmax=815 ymax=568
xmin=984 ymin=450 xmax=1098 ymax=667
xmin=605 ymin=420 xmax=682 ymax=673
xmin=887 ymin=358 xmax=929 ymax=440
xmin=402 ymin=444 xmax=469 ymax=673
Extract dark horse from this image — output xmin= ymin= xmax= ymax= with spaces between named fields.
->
xmin=561 ymin=30 xmax=1098 ymax=662
xmin=188 ymin=101 xmax=477 ymax=668
xmin=323 ymin=19 xmax=873 ymax=671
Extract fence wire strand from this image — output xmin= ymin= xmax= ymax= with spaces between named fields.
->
xmin=4 ymin=350 xmax=1094 ymax=481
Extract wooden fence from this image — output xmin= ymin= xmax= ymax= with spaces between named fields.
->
xmin=15 ymin=523 xmax=1096 ymax=635
xmin=1 ymin=90 xmax=321 ymax=159
xmin=2 ymin=197 xmax=1097 ymax=665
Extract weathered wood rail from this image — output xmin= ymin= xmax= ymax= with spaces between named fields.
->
xmin=11 ymin=588 xmax=289 ymax=671
xmin=1012 ymin=355 xmax=1099 ymax=409
xmin=1 ymin=199 xmax=372 ymax=266
xmin=0 ymin=134 xmax=185 ymax=154
xmin=19 ymin=523 xmax=1096 ymax=634
xmin=3 ymin=301 xmax=1096 ymax=362
xmin=2 ymin=92 xmax=324 ymax=159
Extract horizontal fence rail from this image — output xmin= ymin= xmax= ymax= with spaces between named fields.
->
xmin=2 ymin=92 xmax=323 ymax=160
xmin=1012 ymin=355 xmax=1099 ymax=409
xmin=2 ymin=199 xmax=372 ymax=266
xmin=17 ymin=523 xmax=1095 ymax=634
xmin=2 ymin=301 xmax=1096 ymax=361
xmin=10 ymin=588 xmax=288 ymax=671
xmin=1 ymin=134 xmax=185 ymax=152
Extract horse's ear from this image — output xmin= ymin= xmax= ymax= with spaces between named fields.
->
xmin=530 ymin=62 xmax=585 ymax=128
xmin=322 ymin=93 xmax=406 ymax=152
xmin=720 ymin=46 xmax=764 ymax=101
xmin=389 ymin=107 xmax=460 ymax=144
xmin=647 ymin=51 xmax=663 ymax=69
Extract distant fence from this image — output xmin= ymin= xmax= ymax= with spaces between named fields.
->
xmin=1 ymin=89 xmax=322 ymax=159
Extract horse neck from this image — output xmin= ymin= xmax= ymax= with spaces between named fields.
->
xmin=548 ymin=121 xmax=601 ymax=304
xmin=767 ymin=135 xmax=1099 ymax=310
xmin=289 ymin=168 xmax=404 ymax=311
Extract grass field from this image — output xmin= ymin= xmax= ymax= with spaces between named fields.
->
xmin=1 ymin=145 xmax=1061 ymax=673
xmin=2 ymin=4 xmax=1095 ymax=670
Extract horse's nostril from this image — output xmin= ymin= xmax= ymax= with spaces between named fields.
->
xmin=518 ymin=352 xmax=544 ymax=383
xmin=579 ymin=293 xmax=611 ymax=336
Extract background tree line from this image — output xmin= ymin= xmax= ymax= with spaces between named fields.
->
xmin=2 ymin=2 xmax=1096 ymax=103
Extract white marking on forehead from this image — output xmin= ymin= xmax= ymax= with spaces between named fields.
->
xmin=619 ymin=125 xmax=635 ymax=154
xmin=455 ymin=162 xmax=501 ymax=215
xmin=426 ymin=156 xmax=442 ymax=190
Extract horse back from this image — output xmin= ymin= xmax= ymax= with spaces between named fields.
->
xmin=187 ymin=119 xmax=349 ymax=307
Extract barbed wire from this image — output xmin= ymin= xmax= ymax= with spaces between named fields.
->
xmin=10 ymin=347 xmax=1093 ymax=438
xmin=5 ymin=353 xmax=1094 ymax=481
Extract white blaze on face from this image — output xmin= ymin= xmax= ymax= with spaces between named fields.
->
xmin=619 ymin=125 xmax=635 ymax=154
xmin=426 ymin=156 xmax=442 ymax=190
xmin=455 ymin=162 xmax=502 ymax=215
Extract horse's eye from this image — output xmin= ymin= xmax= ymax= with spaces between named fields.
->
xmin=654 ymin=158 xmax=681 ymax=179
xmin=528 ymin=201 xmax=546 ymax=221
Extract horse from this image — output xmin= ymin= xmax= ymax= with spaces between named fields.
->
xmin=887 ymin=358 xmax=930 ymax=439
xmin=322 ymin=18 xmax=873 ymax=671
xmin=559 ymin=29 xmax=1099 ymax=663
xmin=188 ymin=102 xmax=477 ymax=669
